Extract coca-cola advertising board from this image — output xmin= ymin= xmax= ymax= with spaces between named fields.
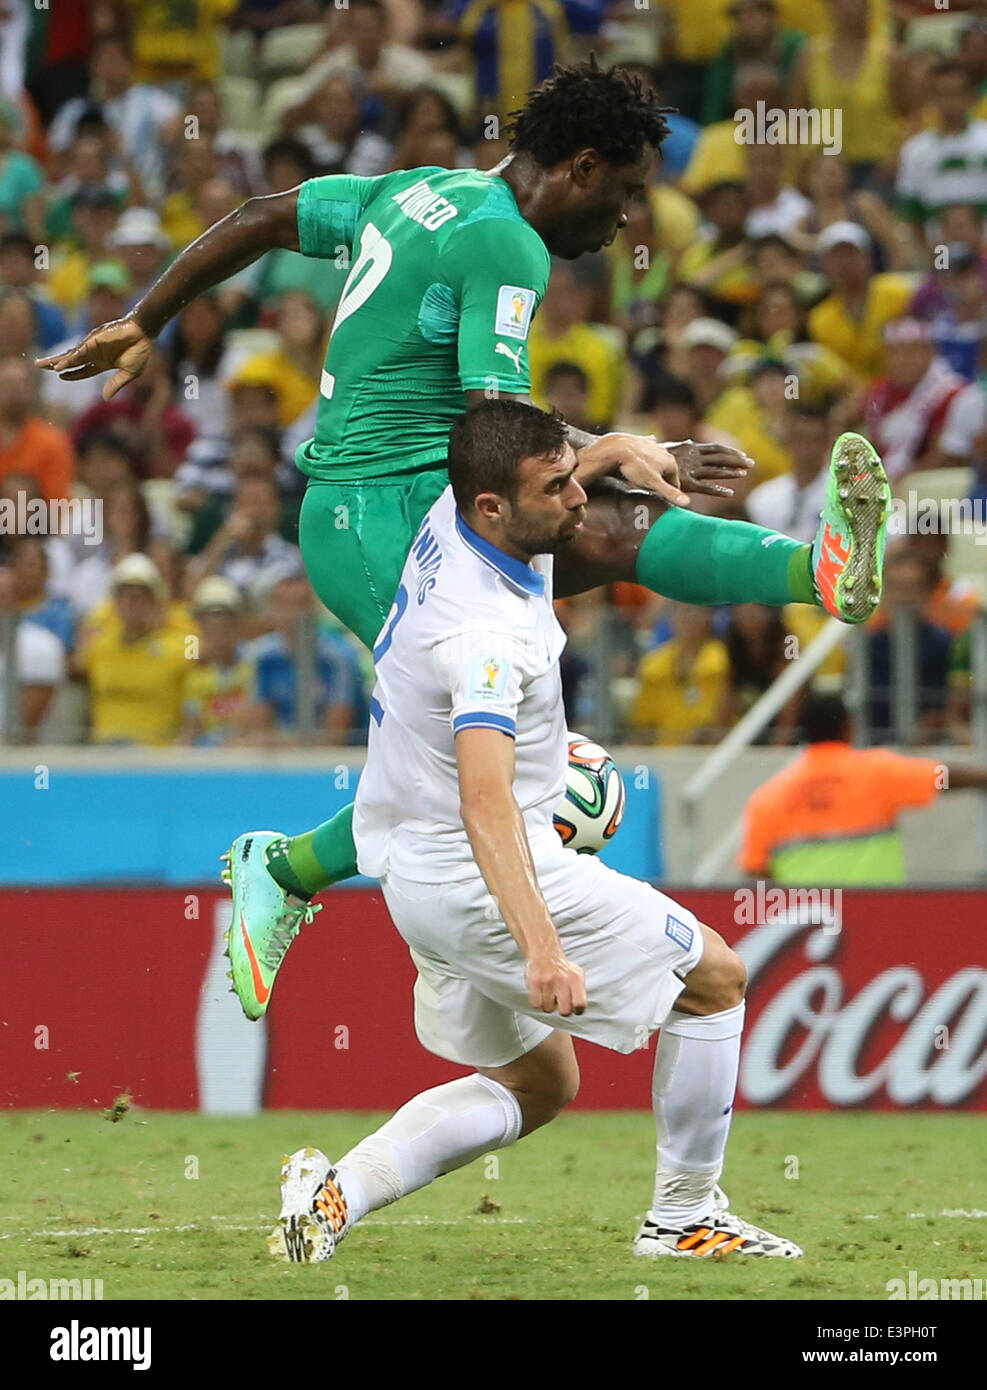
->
xmin=4 ymin=887 xmax=985 ymax=1110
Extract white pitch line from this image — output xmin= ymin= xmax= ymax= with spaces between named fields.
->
xmin=861 ymin=1210 xmax=987 ymax=1221
xmin=907 ymin=1209 xmax=987 ymax=1220
xmin=2 ymin=1215 xmax=533 ymax=1241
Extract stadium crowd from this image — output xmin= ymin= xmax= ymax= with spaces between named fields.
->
xmin=0 ymin=0 xmax=985 ymax=747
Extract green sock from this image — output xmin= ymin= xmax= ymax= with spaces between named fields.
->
xmin=264 ymin=803 xmax=358 ymax=898
xmin=635 ymin=508 xmax=817 ymax=607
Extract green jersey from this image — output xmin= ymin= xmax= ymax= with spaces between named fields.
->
xmin=294 ymin=166 xmax=551 ymax=482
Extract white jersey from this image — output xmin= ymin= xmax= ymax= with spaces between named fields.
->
xmin=353 ymin=486 xmax=567 ymax=882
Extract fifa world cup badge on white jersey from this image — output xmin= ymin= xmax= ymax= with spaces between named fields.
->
xmin=495 ymin=285 xmax=536 ymax=340
xmin=468 ymin=653 xmax=511 ymax=701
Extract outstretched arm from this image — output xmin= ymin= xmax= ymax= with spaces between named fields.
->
xmin=943 ymin=764 xmax=987 ymax=791
xmin=464 ymin=388 xmax=752 ymax=505
xmin=37 ymin=189 xmax=302 ymax=399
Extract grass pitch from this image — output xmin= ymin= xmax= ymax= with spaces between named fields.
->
xmin=1 ymin=1109 xmax=984 ymax=1301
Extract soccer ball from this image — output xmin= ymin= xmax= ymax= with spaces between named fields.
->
xmin=553 ymin=732 xmax=626 ymax=854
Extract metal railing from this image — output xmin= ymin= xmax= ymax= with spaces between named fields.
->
xmin=679 ymin=616 xmax=851 ymax=883
xmin=1 ymin=614 xmax=19 ymax=743
xmin=678 ymin=610 xmax=987 ymax=885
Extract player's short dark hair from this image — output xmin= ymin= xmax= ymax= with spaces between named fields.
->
xmin=800 ymin=691 xmax=850 ymax=744
xmin=506 ymin=56 xmax=672 ymax=169
xmin=448 ymin=400 xmax=568 ymax=513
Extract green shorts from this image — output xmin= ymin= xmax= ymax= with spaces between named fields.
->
xmin=298 ymin=468 xmax=450 ymax=649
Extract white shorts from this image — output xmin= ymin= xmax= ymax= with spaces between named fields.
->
xmin=381 ymin=845 xmax=705 ymax=1069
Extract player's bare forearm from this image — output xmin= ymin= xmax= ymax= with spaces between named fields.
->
xmin=462 ymin=391 xmax=749 ymax=502
xmin=38 ymin=189 xmax=304 ymax=398
xmin=456 ymin=727 xmax=586 ymax=1016
xmin=457 ymin=729 xmax=557 ymax=958
xmin=134 ymin=189 xmax=302 ymax=337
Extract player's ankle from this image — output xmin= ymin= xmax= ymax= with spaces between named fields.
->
xmin=264 ymin=836 xmax=315 ymax=901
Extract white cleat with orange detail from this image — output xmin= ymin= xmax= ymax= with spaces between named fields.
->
xmin=633 ymin=1206 xmax=803 ymax=1259
xmin=268 ymin=1146 xmax=350 ymax=1264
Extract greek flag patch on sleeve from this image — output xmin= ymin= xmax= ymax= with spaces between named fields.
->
xmin=665 ymin=915 xmax=694 ymax=951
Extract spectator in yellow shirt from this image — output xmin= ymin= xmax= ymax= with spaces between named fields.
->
xmin=528 ymin=259 xmax=624 ymax=429
xmin=181 ymin=576 xmax=253 ymax=745
xmin=224 ymin=355 xmax=312 ymax=431
xmin=681 ymin=68 xmax=800 ymax=198
xmin=673 ymin=315 xmax=740 ymax=416
xmin=160 ymin=139 xmax=222 ymax=249
xmin=659 ymin=0 xmax=734 ymax=121
xmin=46 ymin=189 xmax=121 ymax=312
xmin=677 ymin=181 xmax=758 ymax=310
xmin=631 ymin=604 xmax=730 ymax=746
xmin=128 ymin=0 xmax=238 ymax=85
xmin=706 ymin=359 xmax=796 ymax=484
xmin=792 ymin=0 xmax=906 ymax=178
xmin=807 ymin=221 xmax=915 ymax=381
xmin=78 ymin=553 xmax=192 ymax=745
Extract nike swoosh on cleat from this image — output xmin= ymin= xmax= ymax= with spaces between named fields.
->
xmin=240 ymin=913 xmax=270 ymax=1004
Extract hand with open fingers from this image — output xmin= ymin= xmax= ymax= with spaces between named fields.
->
xmin=526 ymin=948 xmax=587 ymax=1017
xmin=610 ymin=433 xmax=690 ymax=506
xmin=664 ymin=439 xmax=756 ymax=497
xmin=577 ymin=432 xmax=690 ymax=507
xmin=36 ymin=315 xmax=153 ymax=401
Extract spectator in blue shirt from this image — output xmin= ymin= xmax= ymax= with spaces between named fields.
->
xmin=244 ymin=570 xmax=365 ymax=744
xmin=4 ymin=535 xmax=75 ymax=652
xmin=927 ymin=242 xmax=987 ymax=382
xmin=0 ymin=235 xmax=68 ymax=351
xmin=867 ymin=550 xmax=953 ymax=743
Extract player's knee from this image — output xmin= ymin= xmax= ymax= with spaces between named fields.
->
xmin=520 ymin=1054 xmax=580 ymax=1133
xmin=556 ymin=1052 xmax=581 ymax=1109
xmin=718 ymin=947 xmax=747 ymax=1009
xmin=538 ymin=1052 xmax=580 ymax=1118
xmin=678 ymin=928 xmax=747 ymax=1015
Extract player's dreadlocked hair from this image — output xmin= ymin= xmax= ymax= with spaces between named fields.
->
xmin=505 ymin=56 xmax=672 ymax=168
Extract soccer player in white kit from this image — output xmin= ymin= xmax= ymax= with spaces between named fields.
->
xmin=270 ymin=400 xmax=802 ymax=1264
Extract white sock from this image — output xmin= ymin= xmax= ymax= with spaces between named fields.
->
xmin=650 ymin=1002 xmax=745 ymax=1228
xmin=335 ymin=1074 xmax=523 ymax=1224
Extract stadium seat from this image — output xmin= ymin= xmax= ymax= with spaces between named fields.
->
xmin=899 ymin=467 xmax=987 ymax=603
xmin=258 ymin=24 xmax=324 ymax=79
xmin=423 ymin=72 xmax=474 ymax=123
xmin=263 ymin=75 xmax=311 ymax=128
xmin=143 ymin=479 xmax=192 ymax=553
xmin=222 ymin=27 xmax=256 ymax=79
xmin=946 ymin=529 xmax=987 ymax=605
xmin=897 ymin=467 xmax=972 ymax=505
xmin=218 ymin=75 xmax=273 ymax=139
xmin=903 ymin=14 xmax=966 ymax=55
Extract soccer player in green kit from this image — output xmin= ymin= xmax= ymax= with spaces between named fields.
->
xmin=39 ymin=60 xmax=890 ymax=1021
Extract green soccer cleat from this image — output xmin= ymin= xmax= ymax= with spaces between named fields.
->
xmin=220 ymin=831 xmax=322 ymax=1021
xmin=810 ymin=431 xmax=891 ymax=624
